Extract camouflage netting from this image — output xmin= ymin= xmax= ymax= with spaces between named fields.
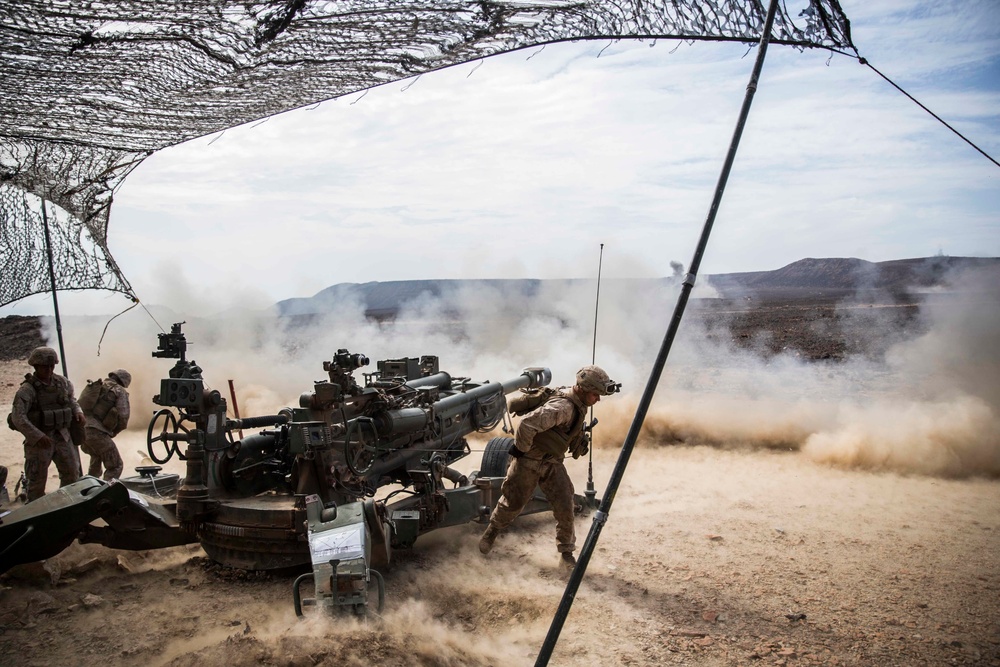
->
xmin=0 ymin=0 xmax=855 ymax=307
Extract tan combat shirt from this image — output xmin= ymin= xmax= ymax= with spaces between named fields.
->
xmin=11 ymin=373 xmax=83 ymax=446
xmin=513 ymin=387 xmax=587 ymax=456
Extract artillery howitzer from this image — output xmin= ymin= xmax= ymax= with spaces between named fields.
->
xmin=0 ymin=323 xmax=587 ymax=616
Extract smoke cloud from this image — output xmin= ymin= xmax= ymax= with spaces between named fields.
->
xmin=41 ymin=261 xmax=999 ymax=480
xmin=630 ymin=264 xmax=1000 ymax=478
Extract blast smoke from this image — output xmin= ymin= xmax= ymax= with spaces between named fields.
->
xmin=631 ymin=263 xmax=1000 ymax=477
xmin=798 ymin=266 xmax=1000 ymax=476
xmin=20 ymin=259 xmax=998 ymax=666
xmin=40 ymin=260 xmax=999 ymax=482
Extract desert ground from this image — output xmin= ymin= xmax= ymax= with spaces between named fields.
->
xmin=0 ymin=288 xmax=998 ymax=667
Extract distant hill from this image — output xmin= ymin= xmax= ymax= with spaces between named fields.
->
xmin=4 ymin=257 xmax=996 ymax=364
xmin=278 ymin=278 xmax=564 ymax=318
xmin=707 ymin=256 xmax=1000 ymax=297
xmin=273 ymin=256 xmax=999 ymax=317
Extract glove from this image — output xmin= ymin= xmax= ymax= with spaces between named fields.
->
xmin=508 ymin=443 xmax=524 ymax=459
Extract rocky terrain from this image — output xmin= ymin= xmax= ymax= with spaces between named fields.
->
xmin=0 ymin=315 xmax=43 ymax=362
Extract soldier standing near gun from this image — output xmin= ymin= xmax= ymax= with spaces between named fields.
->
xmin=8 ymin=347 xmax=84 ymax=502
xmin=81 ymin=369 xmax=131 ymax=480
xmin=479 ymin=365 xmax=620 ymax=568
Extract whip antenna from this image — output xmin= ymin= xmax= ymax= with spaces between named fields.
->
xmin=585 ymin=243 xmax=604 ymax=509
xmin=590 ymin=243 xmax=603 ymax=365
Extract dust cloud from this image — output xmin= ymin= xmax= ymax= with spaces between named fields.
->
xmin=119 ymin=517 xmax=579 ymax=666
xmin=40 ymin=261 xmax=998 ymax=487
xmin=627 ymin=265 xmax=1000 ymax=477
xmin=798 ymin=267 xmax=1000 ymax=476
xmin=12 ymin=262 xmax=999 ymax=666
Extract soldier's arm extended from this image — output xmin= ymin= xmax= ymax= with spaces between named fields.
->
xmin=11 ymin=384 xmax=46 ymax=446
xmin=513 ymin=398 xmax=575 ymax=455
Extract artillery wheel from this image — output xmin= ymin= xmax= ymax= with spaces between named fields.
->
xmin=344 ymin=417 xmax=379 ymax=476
xmin=146 ymin=408 xmax=186 ymax=464
xmin=480 ymin=436 xmax=514 ymax=477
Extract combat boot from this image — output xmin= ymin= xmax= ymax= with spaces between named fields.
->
xmin=560 ymin=552 xmax=577 ymax=569
xmin=479 ymin=524 xmax=500 ymax=554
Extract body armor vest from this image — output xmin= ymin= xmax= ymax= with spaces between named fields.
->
xmin=91 ymin=379 xmax=122 ymax=430
xmin=22 ymin=373 xmax=74 ymax=431
xmin=530 ymin=396 xmax=586 ymax=458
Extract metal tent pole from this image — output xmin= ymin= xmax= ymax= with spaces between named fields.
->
xmin=41 ymin=201 xmax=69 ymax=378
xmin=533 ymin=0 xmax=782 ymax=663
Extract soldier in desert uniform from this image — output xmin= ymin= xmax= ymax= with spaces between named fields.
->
xmin=81 ymin=369 xmax=132 ymax=480
xmin=479 ymin=365 xmax=620 ymax=568
xmin=9 ymin=346 xmax=84 ymax=502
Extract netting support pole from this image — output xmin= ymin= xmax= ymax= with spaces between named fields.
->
xmin=41 ymin=201 xmax=68 ymax=377
xmin=532 ymin=0 xmax=781 ymax=664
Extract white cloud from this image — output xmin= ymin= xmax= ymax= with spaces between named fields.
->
xmin=4 ymin=0 xmax=997 ymax=317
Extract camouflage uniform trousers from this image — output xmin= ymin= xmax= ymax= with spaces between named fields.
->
xmin=23 ymin=432 xmax=80 ymax=502
xmin=83 ymin=427 xmax=124 ymax=480
xmin=489 ymin=456 xmax=576 ymax=554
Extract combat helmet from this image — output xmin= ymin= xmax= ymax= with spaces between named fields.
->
xmin=109 ymin=369 xmax=132 ymax=388
xmin=575 ymin=365 xmax=621 ymax=396
xmin=27 ymin=346 xmax=58 ymax=366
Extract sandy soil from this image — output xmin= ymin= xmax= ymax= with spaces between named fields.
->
xmin=1 ymin=281 xmax=999 ymax=667
xmin=1 ymin=349 xmax=998 ymax=667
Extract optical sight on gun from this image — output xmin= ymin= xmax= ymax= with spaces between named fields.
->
xmin=153 ymin=322 xmax=188 ymax=361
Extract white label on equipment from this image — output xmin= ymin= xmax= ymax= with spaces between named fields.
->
xmin=309 ymin=523 xmax=365 ymax=565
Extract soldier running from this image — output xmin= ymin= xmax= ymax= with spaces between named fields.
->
xmin=9 ymin=347 xmax=84 ymax=502
xmin=479 ymin=365 xmax=620 ymax=568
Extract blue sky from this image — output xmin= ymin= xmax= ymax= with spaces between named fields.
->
xmin=5 ymin=0 xmax=998 ymax=317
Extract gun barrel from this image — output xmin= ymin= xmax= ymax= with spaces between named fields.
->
xmin=405 ymin=372 xmax=452 ymax=390
xmin=360 ymin=368 xmax=551 ymax=479
xmin=432 ymin=367 xmax=551 ymax=414
xmin=374 ymin=367 xmax=552 ymax=436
